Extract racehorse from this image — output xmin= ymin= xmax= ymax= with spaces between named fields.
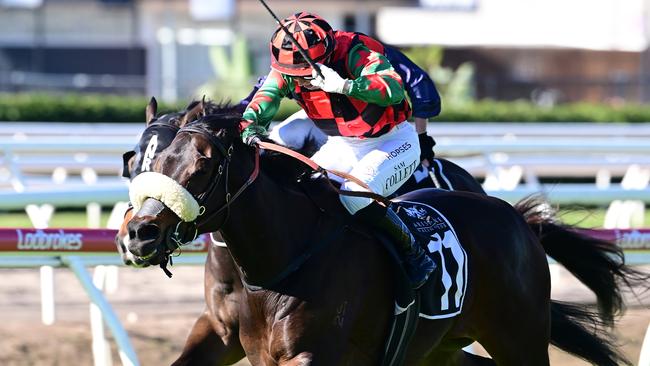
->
xmin=116 ymin=99 xmax=645 ymax=365
xmin=115 ymin=98 xmax=248 ymax=364
xmin=124 ymin=107 xmax=631 ymax=365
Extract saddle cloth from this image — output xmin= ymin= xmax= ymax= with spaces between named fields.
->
xmin=392 ymin=200 xmax=468 ymax=319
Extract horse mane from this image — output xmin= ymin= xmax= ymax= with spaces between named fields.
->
xmin=190 ymin=103 xmax=243 ymax=131
xmin=202 ymin=99 xmax=240 ymax=116
xmin=188 ymin=105 xmax=319 ymax=186
xmin=200 ymin=97 xmax=328 ymax=184
xmin=150 ymin=100 xmax=201 ymax=127
xmin=150 ymin=111 xmax=185 ymax=127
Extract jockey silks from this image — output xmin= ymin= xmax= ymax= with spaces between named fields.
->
xmin=243 ymin=31 xmax=411 ymax=138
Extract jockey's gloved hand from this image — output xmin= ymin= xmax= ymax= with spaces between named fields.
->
xmin=418 ymin=133 xmax=436 ymax=163
xmin=241 ymin=124 xmax=267 ymax=146
xmin=310 ymin=63 xmax=352 ymax=95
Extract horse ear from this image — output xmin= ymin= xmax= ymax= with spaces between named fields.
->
xmin=185 ymin=100 xmax=200 ymax=111
xmin=180 ymin=99 xmax=204 ymax=127
xmin=145 ymin=97 xmax=158 ymax=125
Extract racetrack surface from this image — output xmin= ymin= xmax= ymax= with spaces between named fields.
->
xmin=1 ymin=265 xmax=648 ymax=366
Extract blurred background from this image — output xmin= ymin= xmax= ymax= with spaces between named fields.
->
xmin=1 ymin=1 xmax=650 ymax=366
xmin=1 ymin=0 xmax=649 ymax=104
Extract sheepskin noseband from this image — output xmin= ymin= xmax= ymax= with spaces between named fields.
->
xmin=129 ymin=172 xmax=201 ymax=222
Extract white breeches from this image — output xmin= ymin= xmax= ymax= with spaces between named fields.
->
xmin=269 ymin=109 xmax=327 ymax=150
xmin=314 ymin=123 xmax=419 ymax=214
xmin=270 ymin=111 xmax=419 ymax=214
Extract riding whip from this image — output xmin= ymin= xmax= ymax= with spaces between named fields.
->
xmin=256 ymin=0 xmax=325 ymax=79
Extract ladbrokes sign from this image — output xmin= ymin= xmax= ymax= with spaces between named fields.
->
xmin=615 ymin=229 xmax=650 ymax=250
xmin=1 ymin=228 xmax=209 ymax=252
xmin=16 ymin=229 xmax=83 ymax=251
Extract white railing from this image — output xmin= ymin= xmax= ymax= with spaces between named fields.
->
xmin=1 ymin=122 xmax=649 ymax=215
xmin=0 ymin=254 xmax=208 ymax=366
xmin=5 ymin=184 xmax=647 ymax=211
xmin=0 ymin=227 xmax=212 ymax=366
xmin=1 ymin=228 xmax=649 ymax=366
xmin=2 ymin=122 xmax=648 ymax=365
xmin=0 ymin=185 xmax=127 ymax=209
xmin=4 ymin=122 xmax=650 ymax=138
xmin=2 ymin=122 xmax=649 ymax=365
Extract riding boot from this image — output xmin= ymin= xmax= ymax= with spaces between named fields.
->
xmin=355 ymin=203 xmax=436 ymax=289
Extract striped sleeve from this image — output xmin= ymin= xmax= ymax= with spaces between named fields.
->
xmin=345 ymin=43 xmax=406 ymax=107
xmin=242 ymin=70 xmax=289 ymax=132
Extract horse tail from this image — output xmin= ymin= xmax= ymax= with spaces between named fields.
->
xmin=550 ymin=301 xmax=631 ymax=366
xmin=514 ymin=195 xmax=650 ymax=325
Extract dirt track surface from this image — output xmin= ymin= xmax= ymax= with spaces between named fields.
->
xmin=1 ymin=265 xmax=649 ymax=366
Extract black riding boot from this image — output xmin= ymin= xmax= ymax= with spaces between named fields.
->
xmin=355 ymin=203 xmax=436 ymax=289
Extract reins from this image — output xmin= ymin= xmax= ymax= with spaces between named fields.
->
xmin=256 ymin=141 xmax=391 ymax=206
xmin=154 ymin=124 xmax=260 ymax=277
xmin=154 ymin=127 xmax=388 ymax=277
xmin=178 ymin=125 xmax=261 ymax=231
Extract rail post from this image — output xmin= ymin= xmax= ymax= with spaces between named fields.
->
xmin=639 ymin=321 xmax=650 ymax=366
xmin=61 ymin=256 xmax=140 ymax=366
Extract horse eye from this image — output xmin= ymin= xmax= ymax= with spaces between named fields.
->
xmin=193 ymin=157 xmax=210 ymax=175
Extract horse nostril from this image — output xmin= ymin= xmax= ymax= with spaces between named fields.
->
xmin=136 ymin=224 xmax=161 ymax=242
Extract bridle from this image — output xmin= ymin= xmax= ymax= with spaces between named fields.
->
xmin=149 ymin=122 xmax=259 ymax=277
xmin=121 ymin=120 xmax=181 ymax=178
xmin=168 ymin=123 xmax=260 ymax=247
xmin=149 ymin=120 xmax=394 ymax=283
xmin=148 ymin=120 xmax=386 ymax=278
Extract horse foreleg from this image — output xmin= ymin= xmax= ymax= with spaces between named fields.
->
xmin=171 ymin=311 xmax=245 ymax=366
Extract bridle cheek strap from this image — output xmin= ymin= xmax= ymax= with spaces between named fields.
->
xmin=196 ymin=146 xmax=261 ymax=229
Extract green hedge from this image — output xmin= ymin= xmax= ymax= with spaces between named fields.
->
xmin=439 ymin=101 xmax=650 ymax=123
xmin=0 ymin=93 xmax=178 ymax=122
xmin=0 ymin=93 xmax=302 ymax=122
xmin=1 ymin=93 xmax=649 ymax=123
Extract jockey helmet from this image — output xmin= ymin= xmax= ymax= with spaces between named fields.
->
xmin=270 ymin=12 xmax=335 ymax=77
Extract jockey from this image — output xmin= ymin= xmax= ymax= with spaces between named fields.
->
xmin=251 ymin=40 xmax=441 ymax=167
xmin=383 ymin=46 xmax=440 ymax=165
xmin=240 ymin=12 xmax=435 ymax=289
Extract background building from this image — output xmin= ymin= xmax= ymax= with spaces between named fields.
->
xmin=378 ymin=0 xmax=650 ymax=103
xmin=1 ymin=0 xmax=649 ymax=104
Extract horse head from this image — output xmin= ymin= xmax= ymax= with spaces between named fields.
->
xmin=115 ymin=97 xmax=205 ymax=266
xmin=125 ymin=107 xmax=249 ymax=266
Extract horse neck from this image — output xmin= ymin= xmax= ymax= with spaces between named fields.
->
xmin=218 ymin=147 xmax=323 ymax=285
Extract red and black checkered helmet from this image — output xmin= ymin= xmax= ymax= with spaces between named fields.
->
xmin=270 ymin=12 xmax=335 ymax=76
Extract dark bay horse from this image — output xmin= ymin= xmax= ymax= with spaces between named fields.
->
xmin=395 ymin=158 xmax=647 ymax=326
xmin=116 ymin=99 xmax=646 ymax=365
xmin=115 ymin=98 xmax=248 ymax=364
xmin=124 ymin=110 xmax=630 ymax=365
